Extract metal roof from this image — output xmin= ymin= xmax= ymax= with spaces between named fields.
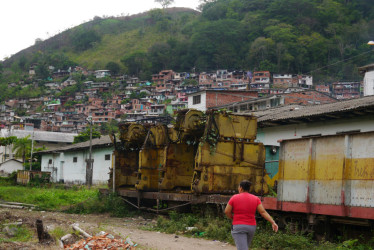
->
xmin=1 ymin=130 xmax=77 ymax=143
xmin=38 ymin=135 xmax=112 ymax=154
xmin=243 ymin=95 xmax=374 ymax=127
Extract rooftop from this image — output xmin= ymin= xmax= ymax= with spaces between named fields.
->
xmin=38 ymin=135 xmax=112 ymax=154
xmin=244 ymin=95 xmax=374 ymax=127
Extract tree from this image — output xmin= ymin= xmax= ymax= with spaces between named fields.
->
xmin=71 ymin=29 xmax=101 ymax=51
xmin=106 ymin=61 xmax=120 ymax=75
xmin=13 ymin=136 xmax=31 ymax=163
xmin=155 ymin=0 xmax=174 ymax=9
xmin=73 ymin=127 xmax=101 ymax=143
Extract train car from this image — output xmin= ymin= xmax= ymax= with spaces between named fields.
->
xmin=267 ymin=131 xmax=374 ymax=228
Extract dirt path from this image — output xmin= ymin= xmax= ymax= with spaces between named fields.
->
xmin=0 ymin=208 xmax=236 ymax=250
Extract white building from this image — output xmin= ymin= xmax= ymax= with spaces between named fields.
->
xmin=0 ymin=159 xmax=23 ymax=176
xmin=0 ymin=129 xmax=77 ymax=164
xmin=40 ymin=136 xmax=113 ymax=184
xmin=359 ymin=64 xmax=374 ymax=96
xmin=250 ymin=95 xmax=374 ymax=146
xmin=95 ymin=70 xmax=111 ymax=79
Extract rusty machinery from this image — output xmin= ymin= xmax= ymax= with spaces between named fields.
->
xmin=135 ymin=109 xmax=205 ymax=191
xmin=113 ymin=109 xmax=267 ymax=196
xmin=110 ymin=122 xmax=147 ymax=190
xmin=191 ymin=111 xmax=268 ymax=195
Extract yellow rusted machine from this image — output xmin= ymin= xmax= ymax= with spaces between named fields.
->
xmin=136 ymin=110 xmax=205 ymax=191
xmin=113 ymin=109 xmax=267 ymax=196
xmin=158 ymin=109 xmax=204 ymax=191
xmin=110 ymin=122 xmax=147 ymax=190
xmin=191 ymin=111 xmax=268 ymax=195
xmin=136 ymin=125 xmax=169 ymax=191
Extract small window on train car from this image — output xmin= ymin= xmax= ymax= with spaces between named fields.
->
xmin=73 ymin=157 xmax=78 ymax=163
xmin=105 ymin=154 xmax=110 ymax=161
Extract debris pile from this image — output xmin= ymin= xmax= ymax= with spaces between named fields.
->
xmin=64 ymin=231 xmax=137 ymax=250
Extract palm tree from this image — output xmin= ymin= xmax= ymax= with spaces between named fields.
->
xmin=12 ymin=136 xmax=32 ymax=164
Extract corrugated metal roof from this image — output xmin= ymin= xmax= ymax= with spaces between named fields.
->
xmin=38 ymin=135 xmax=112 ymax=154
xmin=1 ymin=130 xmax=77 ymax=143
xmin=244 ymin=95 xmax=374 ymax=124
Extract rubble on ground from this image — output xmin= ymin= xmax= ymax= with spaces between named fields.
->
xmin=64 ymin=231 xmax=137 ymax=249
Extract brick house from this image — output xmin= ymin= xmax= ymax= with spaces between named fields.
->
xmin=315 ymin=85 xmax=330 ymax=94
xmin=272 ymin=74 xmax=297 ymax=88
xmin=153 ymin=70 xmax=175 ymax=91
xmin=187 ymin=90 xmax=258 ymax=111
xmin=332 ymin=82 xmax=361 ymax=100
xmin=250 ymin=71 xmax=271 ymax=89
xmin=283 ymin=90 xmax=338 ymax=105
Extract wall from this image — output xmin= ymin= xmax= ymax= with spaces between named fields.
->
xmin=188 ymin=92 xmax=207 ymax=111
xmin=364 ymin=71 xmax=374 ymax=96
xmin=205 ymin=91 xmax=257 ymax=108
xmin=41 ymin=147 xmax=113 ymax=184
xmin=0 ymin=160 xmax=23 ymax=176
xmin=257 ymin=115 xmax=374 ymax=146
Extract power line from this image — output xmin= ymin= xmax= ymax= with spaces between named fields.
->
xmin=307 ymin=49 xmax=373 ymax=75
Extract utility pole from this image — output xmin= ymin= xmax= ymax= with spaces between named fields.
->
xmin=85 ymin=116 xmax=94 ymax=187
xmin=30 ymin=131 xmax=34 ymax=171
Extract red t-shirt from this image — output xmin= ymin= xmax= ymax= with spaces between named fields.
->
xmin=228 ymin=192 xmax=261 ymax=225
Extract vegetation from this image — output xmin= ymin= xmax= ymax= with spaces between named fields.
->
xmin=1 ymin=0 xmax=372 ymax=88
xmin=148 ymin=210 xmax=374 ymax=250
xmin=73 ymin=126 xmax=101 ymax=143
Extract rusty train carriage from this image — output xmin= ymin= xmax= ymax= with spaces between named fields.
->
xmin=275 ymin=132 xmax=374 ymax=223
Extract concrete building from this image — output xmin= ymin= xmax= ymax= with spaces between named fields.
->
xmin=359 ymin=64 xmax=374 ymax=96
xmin=187 ymin=90 xmax=258 ymax=111
xmin=40 ymin=136 xmax=113 ymax=184
xmin=249 ymin=95 xmax=374 ymax=146
xmin=0 ymin=159 xmax=23 ymax=176
xmin=0 ymin=129 xmax=77 ymax=163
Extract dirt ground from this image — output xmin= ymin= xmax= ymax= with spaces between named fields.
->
xmin=0 ymin=208 xmax=236 ymax=250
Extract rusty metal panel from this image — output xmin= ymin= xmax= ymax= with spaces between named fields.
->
xmin=136 ymin=147 xmax=166 ymax=191
xmin=310 ymin=136 xmax=345 ymax=205
xmin=214 ymin=113 xmax=257 ymax=140
xmin=278 ymin=139 xmax=311 ymax=202
xmin=192 ymin=141 xmax=267 ymax=194
xmin=159 ymin=143 xmax=195 ymax=191
xmin=349 ymin=133 xmax=374 ymax=207
xmin=111 ymin=150 xmax=138 ymax=189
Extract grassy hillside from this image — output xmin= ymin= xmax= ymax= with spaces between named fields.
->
xmin=1 ymin=0 xmax=374 ymax=86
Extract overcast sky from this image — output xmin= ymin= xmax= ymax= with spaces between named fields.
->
xmin=0 ymin=0 xmax=200 ymax=60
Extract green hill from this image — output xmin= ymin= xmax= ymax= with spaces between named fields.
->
xmin=1 ymin=0 xmax=374 ymax=86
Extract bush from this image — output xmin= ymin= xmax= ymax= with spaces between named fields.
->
xmin=65 ymin=192 xmax=137 ymax=217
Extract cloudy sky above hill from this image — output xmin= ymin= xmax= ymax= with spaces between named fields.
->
xmin=0 ymin=0 xmax=200 ymax=60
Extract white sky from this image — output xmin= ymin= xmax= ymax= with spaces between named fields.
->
xmin=0 ymin=0 xmax=200 ymax=60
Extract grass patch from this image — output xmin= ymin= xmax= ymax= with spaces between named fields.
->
xmin=0 ymin=185 xmax=97 ymax=210
xmin=0 ymin=183 xmax=136 ymax=217
xmin=0 ymin=225 xmax=34 ymax=243
xmin=65 ymin=192 xmax=138 ymax=218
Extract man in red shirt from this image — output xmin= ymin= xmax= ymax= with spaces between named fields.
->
xmin=225 ymin=180 xmax=278 ymax=250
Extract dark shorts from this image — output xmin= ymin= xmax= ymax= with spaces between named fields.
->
xmin=231 ymin=224 xmax=256 ymax=250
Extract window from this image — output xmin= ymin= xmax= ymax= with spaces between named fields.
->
xmin=73 ymin=157 xmax=77 ymax=163
xmin=105 ymin=154 xmax=111 ymax=161
xmin=48 ymin=159 xmax=52 ymax=164
xmin=193 ymin=95 xmax=201 ymax=105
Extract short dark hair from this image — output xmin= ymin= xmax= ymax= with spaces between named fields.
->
xmin=239 ymin=180 xmax=251 ymax=192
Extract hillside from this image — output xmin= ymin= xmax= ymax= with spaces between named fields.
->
xmin=1 ymin=0 xmax=374 ymax=85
